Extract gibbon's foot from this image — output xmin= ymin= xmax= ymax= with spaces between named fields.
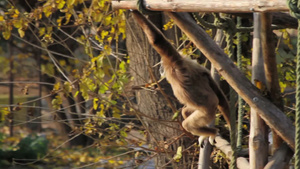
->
xmin=198 ymin=135 xmax=216 ymax=148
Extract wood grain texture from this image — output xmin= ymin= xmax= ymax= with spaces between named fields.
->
xmin=112 ymin=0 xmax=289 ymax=12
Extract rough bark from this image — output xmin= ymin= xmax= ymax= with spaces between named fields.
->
xmin=261 ymin=13 xmax=283 ymax=150
xmin=249 ymin=13 xmax=268 ymax=169
xmin=126 ymin=12 xmax=194 ymax=168
xmin=260 ymin=12 xmax=293 ymax=168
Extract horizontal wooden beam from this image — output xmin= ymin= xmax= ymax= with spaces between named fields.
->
xmin=112 ymin=0 xmax=289 ymax=13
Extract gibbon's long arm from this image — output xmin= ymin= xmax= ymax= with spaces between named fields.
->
xmin=131 ymin=11 xmax=181 ymax=66
xmin=132 ymin=10 xmax=231 ymax=136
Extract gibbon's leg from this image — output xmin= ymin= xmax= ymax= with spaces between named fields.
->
xmin=181 ymin=109 xmax=218 ymax=136
xmin=181 ymin=106 xmax=194 ymax=119
xmin=182 ymin=107 xmax=218 ymax=146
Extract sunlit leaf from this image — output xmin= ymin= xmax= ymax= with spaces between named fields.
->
xmin=13 ymin=20 xmax=22 ymax=28
xmin=2 ymin=29 xmax=11 ymax=40
xmin=0 ymin=107 xmax=10 ymax=121
xmin=120 ymin=131 xmax=127 ymax=137
xmin=63 ymin=81 xmax=72 ymax=93
xmin=108 ymin=160 xmax=115 ymax=164
xmin=101 ymin=30 xmax=109 ymax=39
xmin=43 ymin=6 xmax=52 ymax=18
xmin=57 ymin=0 xmax=66 ymax=9
xmin=64 ymin=12 xmax=72 ymax=25
xmin=93 ymin=98 xmax=99 ymax=110
xmin=171 ymin=110 xmax=180 ymax=121
xmin=18 ymin=28 xmax=25 ymax=38
xmin=173 ymin=146 xmax=182 ymax=162
xmin=52 ymin=95 xmax=63 ymax=110
xmin=54 ymin=82 xmax=60 ymax=91
xmin=67 ymin=0 xmax=75 ymax=6
xmin=39 ymin=27 xmax=46 ymax=37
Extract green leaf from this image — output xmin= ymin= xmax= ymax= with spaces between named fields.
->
xmin=63 ymin=81 xmax=72 ymax=93
xmin=52 ymin=95 xmax=62 ymax=110
xmin=171 ymin=110 xmax=180 ymax=121
xmin=99 ymin=84 xmax=109 ymax=94
xmin=173 ymin=146 xmax=182 ymax=162
xmin=120 ymin=130 xmax=127 ymax=137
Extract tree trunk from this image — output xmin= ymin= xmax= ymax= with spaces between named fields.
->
xmin=126 ymin=12 xmax=194 ymax=168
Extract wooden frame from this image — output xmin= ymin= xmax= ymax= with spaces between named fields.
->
xmin=112 ymin=0 xmax=289 ymax=13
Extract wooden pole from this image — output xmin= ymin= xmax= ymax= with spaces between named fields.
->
xmin=249 ymin=12 xmax=268 ymax=169
xmin=260 ymin=13 xmax=284 ymax=151
xmin=112 ymin=0 xmax=289 ymax=13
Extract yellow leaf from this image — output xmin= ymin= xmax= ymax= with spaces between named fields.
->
xmin=13 ymin=20 xmax=22 ymax=28
xmin=104 ymin=15 xmax=112 ymax=26
xmin=173 ymin=146 xmax=182 ymax=162
xmin=108 ymin=160 xmax=115 ymax=164
xmin=2 ymin=29 xmax=11 ymax=40
xmin=93 ymin=98 xmax=99 ymax=110
xmin=12 ymin=9 xmax=20 ymax=18
xmin=18 ymin=28 xmax=25 ymax=38
xmin=0 ymin=107 xmax=10 ymax=121
xmin=39 ymin=27 xmax=45 ymax=37
xmin=0 ymin=15 xmax=4 ymax=22
xmin=14 ymin=9 xmax=20 ymax=15
xmin=101 ymin=30 xmax=109 ymax=40
xmin=57 ymin=17 xmax=63 ymax=27
xmin=64 ymin=13 xmax=72 ymax=25
xmin=57 ymin=0 xmax=66 ymax=9
xmin=59 ymin=59 xmax=66 ymax=66
xmin=47 ymin=26 xmax=53 ymax=33
xmin=67 ymin=0 xmax=75 ymax=6
xmin=43 ymin=6 xmax=52 ymax=18
xmin=74 ymin=91 xmax=79 ymax=97
xmin=63 ymin=81 xmax=72 ymax=93
xmin=54 ymin=82 xmax=60 ymax=91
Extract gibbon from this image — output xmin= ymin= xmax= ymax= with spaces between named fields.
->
xmin=132 ymin=11 xmax=231 ymax=144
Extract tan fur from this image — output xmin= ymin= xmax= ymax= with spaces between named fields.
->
xmin=132 ymin=11 xmax=231 ymax=137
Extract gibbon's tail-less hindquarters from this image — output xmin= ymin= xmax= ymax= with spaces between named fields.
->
xmin=132 ymin=11 xmax=231 ymax=140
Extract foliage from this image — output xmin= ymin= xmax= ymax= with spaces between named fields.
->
xmin=0 ymin=0 xmax=135 ymax=167
xmin=0 ymin=132 xmax=48 ymax=165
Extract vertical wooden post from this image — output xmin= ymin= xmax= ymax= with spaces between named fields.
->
xmin=249 ymin=13 xmax=268 ymax=169
xmin=260 ymin=12 xmax=283 ymax=151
